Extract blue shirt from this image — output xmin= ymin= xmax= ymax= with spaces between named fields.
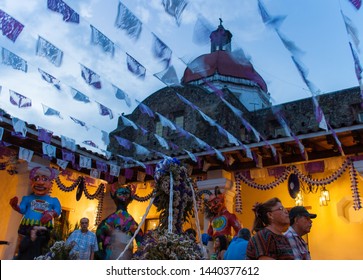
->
xmin=66 ymin=230 xmax=98 ymax=260
xmin=223 ymin=237 xmax=248 ymax=260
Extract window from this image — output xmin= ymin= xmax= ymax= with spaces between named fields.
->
xmin=155 ymin=121 xmax=163 ymax=136
xmin=358 ymin=112 xmax=363 ymax=123
xmin=274 ymin=127 xmax=288 ymax=137
xmin=175 ymin=115 xmax=184 ymax=128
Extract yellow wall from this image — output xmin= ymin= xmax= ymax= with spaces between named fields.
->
xmin=2 ymin=157 xmax=363 ymax=260
xmin=234 ymin=158 xmax=363 ymax=260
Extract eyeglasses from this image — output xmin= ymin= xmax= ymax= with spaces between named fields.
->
xmin=270 ymin=206 xmax=286 ymax=212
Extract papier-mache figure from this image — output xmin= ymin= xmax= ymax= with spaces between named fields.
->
xmin=9 ymin=166 xmax=61 ymax=257
xmin=206 ymin=186 xmax=242 ymax=239
xmin=96 ymin=183 xmax=143 ymax=260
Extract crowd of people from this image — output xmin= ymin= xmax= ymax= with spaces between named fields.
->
xmin=206 ymin=197 xmax=316 ymax=260
xmin=9 ymin=167 xmax=316 ymax=260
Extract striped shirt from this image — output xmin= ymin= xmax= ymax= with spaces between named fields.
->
xmin=246 ymin=228 xmax=294 ymax=260
xmin=66 ymin=230 xmax=98 ymax=260
xmin=284 ymin=226 xmax=311 ymax=260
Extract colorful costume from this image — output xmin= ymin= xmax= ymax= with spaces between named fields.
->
xmin=206 ymin=187 xmax=241 ymax=239
xmin=9 ymin=166 xmax=61 ymax=257
xmin=96 ymin=183 xmax=143 ymax=260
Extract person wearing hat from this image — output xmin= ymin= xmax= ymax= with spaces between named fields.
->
xmin=284 ymin=206 xmax=317 ymax=260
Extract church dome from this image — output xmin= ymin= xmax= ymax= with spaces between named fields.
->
xmin=181 ymin=50 xmax=268 ymax=92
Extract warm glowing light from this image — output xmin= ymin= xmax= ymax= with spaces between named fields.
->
xmin=295 ymin=191 xmax=304 ymax=206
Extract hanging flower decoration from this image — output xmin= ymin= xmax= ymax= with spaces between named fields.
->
xmin=55 ymin=175 xmax=106 ymax=200
xmin=235 ymin=176 xmax=242 ymax=214
xmin=132 ymin=229 xmax=204 ymax=260
xmin=153 ymin=158 xmax=196 ymax=234
xmin=349 ymin=159 xmax=362 ymax=210
xmin=236 ymin=166 xmax=291 ymax=190
xmin=234 ymin=157 xmax=362 ymax=211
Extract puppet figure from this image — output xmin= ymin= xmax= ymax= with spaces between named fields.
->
xmin=9 ymin=166 xmax=61 ymax=257
xmin=96 ymin=183 xmax=143 ymax=260
xmin=206 ymin=187 xmax=241 ymax=239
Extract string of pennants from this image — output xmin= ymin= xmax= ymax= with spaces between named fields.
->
xmin=0 ymin=0 xmax=362 ymax=179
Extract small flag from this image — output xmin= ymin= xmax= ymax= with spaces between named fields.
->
xmin=136 ymin=100 xmax=155 ymax=118
xmin=341 ymin=10 xmax=360 ymax=51
xmin=80 ymin=64 xmax=102 ymax=89
xmin=0 ymin=9 xmax=24 ymax=42
xmin=47 ymin=0 xmax=80 ymax=23
xmin=38 ymin=68 xmax=61 ymax=90
xmin=79 ymin=155 xmax=92 ymax=169
xmin=114 ymin=135 xmax=132 ymax=150
xmin=70 ymin=88 xmax=90 ymax=103
xmin=151 ymin=33 xmax=172 ymax=69
xmin=38 ymin=127 xmax=53 ymax=144
xmin=184 ymin=149 xmax=197 ymax=162
xmin=126 ymin=53 xmax=146 ymax=79
xmin=36 ymin=36 xmax=63 ymax=67
xmin=12 ymin=117 xmax=27 ymax=137
xmin=348 ymin=0 xmax=362 ymax=10
xmin=90 ymin=168 xmax=101 ymax=179
xmin=1 ymin=48 xmax=27 ymax=72
xmin=9 ymin=90 xmax=32 ymax=108
xmin=82 ymin=140 xmax=98 ymax=148
xmin=113 ymin=85 xmax=131 ymax=107
xmin=110 ymin=163 xmax=121 ymax=177
xmin=62 ymin=149 xmax=75 ymax=165
xmin=70 ymin=116 xmax=87 ymax=128
xmin=61 ymin=135 xmax=77 ymax=152
xmin=156 ymin=112 xmax=176 ymax=130
xmin=101 ymin=130 xmax=110 ymax=146
xmin=192 ymin=15 xmax=213 ymax=45
xmin=154 ymin=65 xmax=180 ymax=86
xmin=115 ymin=2 xmax=142 ymax=40
xmin=90 ymin=25 xmax=115 ymax=56
xmin=96 ymin=161 xmax=108 ymax=172
xmin=19 ymin=147 xmax=33 ymax=162
xmin=57 ymin=159 xmax=69 ymax=170
xmin=97 ymin=102 xmax=113 ymax=119
xmin=121 ymin=115 xmax=138 ymax=130
xmin=42 ymin=143 xmax=56 ymax=159
xmin=135 ymin=144 xmax=149 ymax=157
xmin=42 ymin=104 xmax=62 ymax=118
xmin=154 ymin=134 xmax=170 ymax=149
xmin=349 ymin=42 xmax=362 ymax=81
xmin=162 ymin=0 xmax=188 ymax=26
xmin=61 ymin=135 xmax=76 ymax=152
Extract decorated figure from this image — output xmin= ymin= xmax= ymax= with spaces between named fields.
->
xmin=9 ymin=166 xmax=61 ymax=257
xmin=205 ymin=186 xmax=242 ymax=239
xmin=95 ymin=183 xmax=144 ymax=260
xmin=133 ymin=158 xmax=204 ymax=260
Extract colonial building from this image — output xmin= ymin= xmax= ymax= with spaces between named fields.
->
xmin=107 ymin=22 xmax=363 ymax=259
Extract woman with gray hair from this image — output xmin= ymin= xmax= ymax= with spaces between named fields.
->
xmin=246 ymin=197 xmax=294 ymax=260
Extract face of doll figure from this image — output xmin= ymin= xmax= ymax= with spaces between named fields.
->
xmin=31 ymin=174 xmax=53 ymax=196
xmin=208 ymin=194 xmax=225 ymax=214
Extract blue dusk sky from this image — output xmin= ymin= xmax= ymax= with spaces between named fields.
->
xmin=0 ymin=0 xmax=362 ymax=153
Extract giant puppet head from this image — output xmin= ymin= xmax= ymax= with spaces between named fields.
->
xmin=29 ymin=167 xmax=56 ymax=196
xmin=110 ymin=182 xmax=136 ymax=211
xmin=206 ymin=186 xmax=226 ymax=216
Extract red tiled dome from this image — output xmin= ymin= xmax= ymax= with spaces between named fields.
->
xmin=182 ymin=50 xmax=267 ymax=92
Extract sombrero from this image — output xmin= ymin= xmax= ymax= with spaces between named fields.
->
xmin=287 ymin=173 xmax=300 ymax=199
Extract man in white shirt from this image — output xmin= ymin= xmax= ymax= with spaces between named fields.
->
xmin=66 ymin=217 xmax=98 ymax=260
